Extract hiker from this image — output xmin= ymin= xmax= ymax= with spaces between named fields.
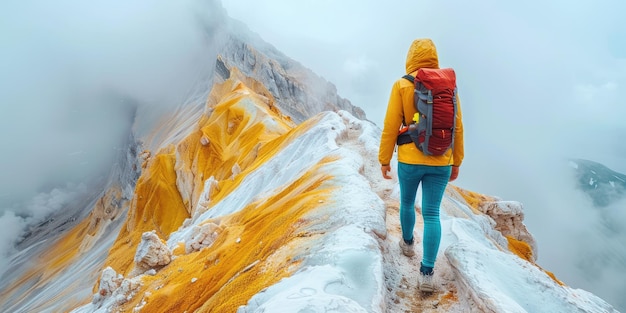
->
xmin=379 ymin=38 xmax=464 ymax=292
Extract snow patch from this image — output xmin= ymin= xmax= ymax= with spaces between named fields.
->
xmin=238 ymin=265 xmax=369 ymax=313
xmin=194 ymin=176 xmax=219 ymax=218
xmin=444 ymin=213 xmax=616 ymax=313
xmin=239 ymin=225 xmax=384 ymax=313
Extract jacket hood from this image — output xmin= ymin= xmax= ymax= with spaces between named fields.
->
xmin=405 ymin=38 xmax=439 ymax=74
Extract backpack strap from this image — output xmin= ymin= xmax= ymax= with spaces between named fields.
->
xmin=398 ymin=74 xmax=416 ymax=127
xmin=402 ymin=74 xmax=415 ymax=83
xmin=447 ymin=87 xmax=458 ymax=163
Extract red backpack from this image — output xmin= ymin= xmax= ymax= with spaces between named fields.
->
xmin=396 ymin=68 xmax=457 ymax=156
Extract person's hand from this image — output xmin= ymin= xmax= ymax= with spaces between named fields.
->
xmin=381 ymin=164 xmax=392 ymax=179
xmin=449 ymin=166 xmax=459 ymax=182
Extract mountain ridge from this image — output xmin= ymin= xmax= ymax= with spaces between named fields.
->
xmin=1 ymin=68 xmax=618 ymax=312
xmin=217 ymin=18 xmax=366 ymax=124
xmin=0 ymin=8 xmax=620 ymax=313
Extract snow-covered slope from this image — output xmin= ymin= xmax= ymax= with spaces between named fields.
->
xmin=0 ymin=5 xmax=620 ymax=312
xmin=0 ymin=69 xmax=619 ymax=312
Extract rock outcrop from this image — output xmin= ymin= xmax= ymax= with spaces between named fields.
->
xmin=216 ymin=20 xmax=366 ymax=123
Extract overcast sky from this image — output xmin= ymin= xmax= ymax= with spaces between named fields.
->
xmin=222 ymin=1 xmax=626 ymax=307
xmin=222 ymin=0 xmax=626 ymax=167
xmin=221 ymin=0 xmax=626 ymax=205
xmin=0 ymin=0 xmax=624 ymax=308
xmin=0 ymin=0 xmax=222 ymax=205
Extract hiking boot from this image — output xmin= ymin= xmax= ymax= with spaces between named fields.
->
xmin=398 ymin=238 xmax=415 ymax=257
xmin=419 ymin=263 xmax=435 ymax=292
xmin=418 ymin=273 xmax=436 ymax=292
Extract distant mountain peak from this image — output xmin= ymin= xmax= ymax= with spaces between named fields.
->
xmin=569 ymin=158 xmax=626 ymax=207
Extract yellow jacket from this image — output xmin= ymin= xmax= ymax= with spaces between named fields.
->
xmin=378 ymin=39 xmax=464 ymax=167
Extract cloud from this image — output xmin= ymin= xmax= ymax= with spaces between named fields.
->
xmin=224 ymin=1 xmax=625 ymax=124
xmin=0 ymin=0 xmax=223 ymax=208
xmin=222 ymin=1 xmax=626 ymax=309
xmin=224 ymin=0 xmax=626 ymax=188
xmin=0 ymin=0 xmax=225 ymax=280
xmin=342 ymin=56 xmax=375 ymax=77
xmin=0 ymin=211 xmax=26 ymax=276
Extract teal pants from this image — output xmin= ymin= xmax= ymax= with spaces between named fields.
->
xmin=398 ymin=162 xmax=451 ymax=268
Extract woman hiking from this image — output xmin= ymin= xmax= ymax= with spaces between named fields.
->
xmin=379 ymin=38 xmax=465 ymax=292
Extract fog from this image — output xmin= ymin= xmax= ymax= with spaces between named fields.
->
xmin=0 ymin=0 xmax=223 ymax=274
xmin=0 ymin=0 xmax=624 ymax=309
xmin=0 ymin=0 xmax=224 ymax=204
xmin=223 ymin=0 xmax=626 ymax=309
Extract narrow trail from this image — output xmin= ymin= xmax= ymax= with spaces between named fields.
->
xmin=336 ymin=114 xmax=463 ymax=312
xmin=378 ymin=194 xmax=459 ymax=312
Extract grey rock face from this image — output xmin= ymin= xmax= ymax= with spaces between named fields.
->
xmin=215 ymin=20 xmax=366 ymax=123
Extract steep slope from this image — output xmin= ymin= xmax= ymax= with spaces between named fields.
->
xmin=1 ymin=66 xmax=619 ymax=312
xmin=0 ymin=9 xmax=621 ymax=313
xmin=0 ymin=131 xmax=142 ymax=313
